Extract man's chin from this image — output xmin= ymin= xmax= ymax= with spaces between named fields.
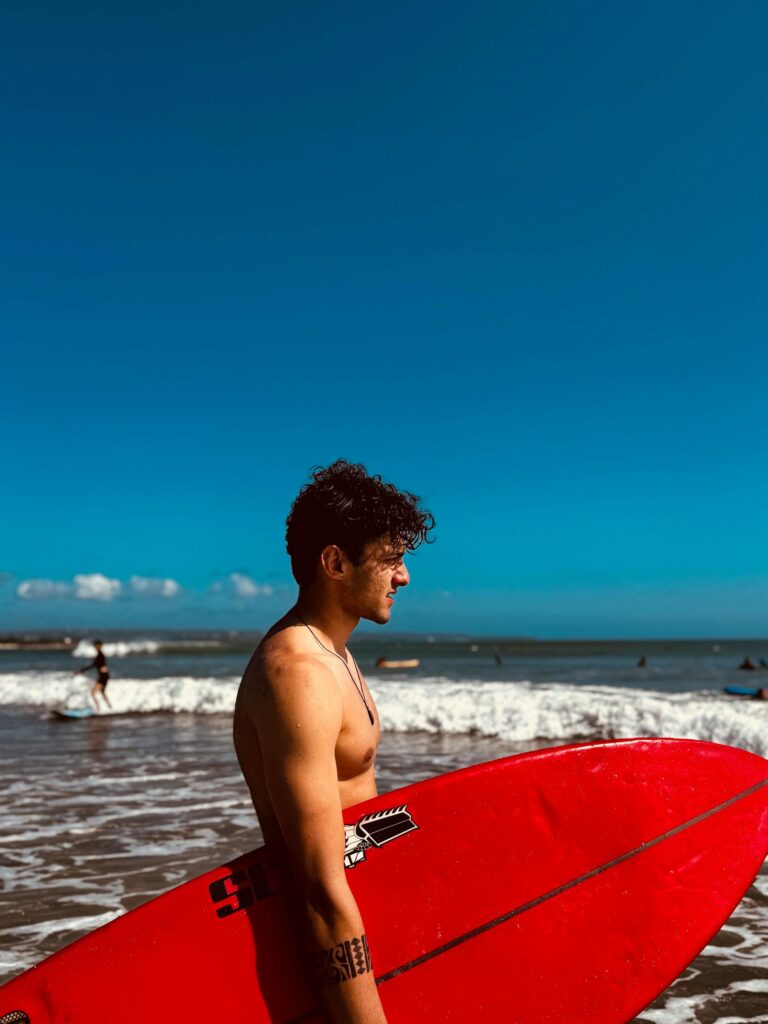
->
xmin=361 ymin=608 xmax=391 ymax=626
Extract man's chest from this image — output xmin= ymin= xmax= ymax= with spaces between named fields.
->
xmin=335 ymin=677 xmax=381 ymax=782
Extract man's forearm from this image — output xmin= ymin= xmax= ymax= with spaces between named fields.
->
xmin=302 ymin=892 xmax=387 ymax=1023
xmin=316 ymin=932 xmax=372 ymax=987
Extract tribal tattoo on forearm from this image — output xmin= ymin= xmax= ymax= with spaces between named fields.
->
xmin=316 ymin=933 xmax=373 ymax=986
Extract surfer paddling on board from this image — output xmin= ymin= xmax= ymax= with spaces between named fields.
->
xmin=74 ymin=639 xmax=112 ymax=710
xmin=234 ymin=460 xmax=434 ymax=1023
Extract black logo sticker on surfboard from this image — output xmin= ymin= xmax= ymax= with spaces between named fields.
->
xmin=344 ymin=805 xmax=418 ymax=869
xmin=210 ymin=806 xmax=418 ymax=919
xmin=209 ymin=861 xmax=277 ymax=918
xmin=0 ymin=1012 xmax=31 ymax=1024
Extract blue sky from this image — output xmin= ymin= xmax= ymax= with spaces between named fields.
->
xmin=3 ymin=1 xmax=768 ymax=636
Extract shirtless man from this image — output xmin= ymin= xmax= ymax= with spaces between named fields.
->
xmin=234 ymin=460 xmax=434 ymax=1023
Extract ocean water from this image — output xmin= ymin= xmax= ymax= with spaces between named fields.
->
xmin=0 ymin=632 xmax=766 ymax=1022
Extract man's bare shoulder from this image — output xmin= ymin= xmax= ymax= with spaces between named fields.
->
xmin=237 ymin=623 xmax=341 ymax=721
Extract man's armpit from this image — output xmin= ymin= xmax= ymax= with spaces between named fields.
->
xmin=316 ymin=934 xmax=373 ymax=986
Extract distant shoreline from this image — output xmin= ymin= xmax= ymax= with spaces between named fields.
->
xmin=3 ymin=631 xmax=768 ymax=651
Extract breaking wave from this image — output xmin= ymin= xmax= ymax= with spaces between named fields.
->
xmin=71 ymin=639 xmax=225 ymax=658
xmin=72 ymin=640 xmax=162 ymax=658
xmin=0 ymin=672 xmax=765 ymax=757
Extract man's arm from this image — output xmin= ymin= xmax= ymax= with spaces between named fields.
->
xmin=74 ymin=658 xmax=96 ymax=675
xmin=251 ymin=657 xmax=387 ymax=1024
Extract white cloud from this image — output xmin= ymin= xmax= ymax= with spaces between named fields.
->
xmin=17 ymin=578 xmax=71 ymax=600
xmin=15 ymin=570 xmax=273 ymax=604
xmin=130 ymin=575 xmax=182 ymax=598
xmin=73 ymin=573 xmax=121 ymax=601
xmin=229 ymin=573 xmax=273 ymax=598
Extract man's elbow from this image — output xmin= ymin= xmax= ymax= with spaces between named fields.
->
xmin=300 ymin=876 xmax=356 ymax=927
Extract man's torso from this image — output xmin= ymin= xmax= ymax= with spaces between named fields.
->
xmin=233 ymin=623 xmax=381 ymax=846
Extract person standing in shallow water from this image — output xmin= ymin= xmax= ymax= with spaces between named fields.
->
xmin=234 ymin=460 xmax=434 ymax=1024
xmin=74 ymin=639 xmax=112 ymax=710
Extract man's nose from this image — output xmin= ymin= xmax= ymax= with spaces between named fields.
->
xmin=394 ymin=562 xmax=410 ymax=588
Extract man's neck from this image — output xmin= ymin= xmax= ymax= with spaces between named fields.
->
xmin=294 ymin=590 xmax=359 ymax=655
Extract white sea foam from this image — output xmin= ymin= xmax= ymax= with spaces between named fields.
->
xmin=374 ymin=678 xmax=768 ymax=758
xmin=0 ymin=670 xmax=239 ymax=713
xmin=0 ymin=671 xmax=766 ymax=757
xmin=638 ymin=978 xmax=768 ymax=1023
xmin=72 ymin=639 xmax=161 ymax=657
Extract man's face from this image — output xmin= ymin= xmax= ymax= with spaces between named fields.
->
xmin=345 ymin=536 xmax=410 ymax=625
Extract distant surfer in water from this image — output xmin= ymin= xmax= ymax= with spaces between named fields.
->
xmin=74 ymin=639 xmax=112 ymax=710
xmin=234 ymin=460 xmax=434 ymax=1023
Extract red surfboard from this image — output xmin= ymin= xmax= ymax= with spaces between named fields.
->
xmin=1 ymin=738 xmax=767 ymax=1024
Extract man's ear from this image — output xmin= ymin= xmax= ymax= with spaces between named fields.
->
xmin=319 ymin=544 xmax=346 ymax=580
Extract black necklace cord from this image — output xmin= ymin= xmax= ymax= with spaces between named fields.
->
xmin=295 ymin=612 xmax=375 ymax=725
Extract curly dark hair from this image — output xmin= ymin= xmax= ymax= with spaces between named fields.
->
xmin=285 ymin=460 xmax=435 ymax=585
